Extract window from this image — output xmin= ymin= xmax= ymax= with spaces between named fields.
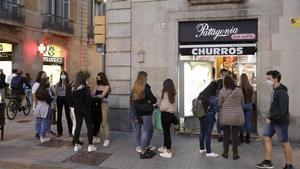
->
xmin=47 ymin=0 xmax=69 ymax=18
xmin=88 ymin=0 xmax=106 ymax=39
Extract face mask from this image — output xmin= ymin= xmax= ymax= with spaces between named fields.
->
xmin=266 ymin=80 xmax=274 ymax=86
xmin=61 ymin=75 xmax=67 ymax=80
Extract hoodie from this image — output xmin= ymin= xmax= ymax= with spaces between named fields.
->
xmin=71 ymin=85 xmax=92 ymax=111
xmin=218 ymin=87 xmax=245 ymax=126
xmin=269 ymin=84 xmax=289 ymax=124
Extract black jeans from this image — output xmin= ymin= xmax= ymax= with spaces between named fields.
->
xmin=56 ymin=96 xmax=72 ymax=135
xmin=74 ymin=109 xmax=93 ymax=145
xmin=91 ymin=99 xmax=102 ymax=136
xmin=223 ymin=126 xmax=240 ymax=155
xmin=161 ymin=111 xmax=172 ymax=150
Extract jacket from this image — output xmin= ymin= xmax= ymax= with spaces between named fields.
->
xmin=71 ymin=85 xmax=92 ymax=111
xmin=218 ymin=87 xmax=245 ymax=126
xmin=134 ymin=84 xmax=157 ymax=116
xmin=269 ymin=84 xmax=289 ymax=124
xmin=160 ymin=92 xmax=176 ymax=113
xmin=198 ymin=81 xmax=218 ymax=113
xmin=0 ymin=73 xmax=6 ymax=88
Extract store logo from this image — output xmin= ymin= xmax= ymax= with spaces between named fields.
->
xmin=43 ymin=56 xmax=63 ymax=64
xmin=48 ymin=46 xmax=55 ymax=56
xmin=195 ymin=23 xmax=239 ymax=40
xmin=192 ymin=47 xmax=244 ymax=55
xmin=0 ymin=44 xmax=3 ymax=52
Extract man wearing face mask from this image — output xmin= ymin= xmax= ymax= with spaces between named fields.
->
xmin=256 ymin=70 xmax=294 ymax=169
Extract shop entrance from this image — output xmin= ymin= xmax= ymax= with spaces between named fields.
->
xmin=0 ymin=43 xmax=13 ymax=76
xmin=43 ymin=65 xmax=62 ymax=86
xmin=178 ymin=19 xmax=258 ymax=133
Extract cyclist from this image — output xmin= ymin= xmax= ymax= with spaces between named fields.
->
xmin=11 ymin=70 xmax=31 ymax=108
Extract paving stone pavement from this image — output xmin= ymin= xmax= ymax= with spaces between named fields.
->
xmin=0 ymin=113 xmax=299 ymax=169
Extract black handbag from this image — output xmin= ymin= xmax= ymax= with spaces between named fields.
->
xmin=134 ymin=101 xmax=154 ymax=113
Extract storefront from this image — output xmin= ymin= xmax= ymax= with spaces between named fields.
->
xmin=38 ymin=44 xmax=65 ymax=86
xmin=0 ymin=43 xmax=13 ymax=76
xmin=178 ymin=19 xmax=258 ymax=131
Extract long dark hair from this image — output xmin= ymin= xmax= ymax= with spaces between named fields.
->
xmin=36 ymin=71 xmax=46 ymax=83
xmin=162 ymin=79 xmax=176 ymax=104
xmin=240 ymin=73 xmax=253 ymax=102
xmin=224 ymin=76 xmax=236 ymax=90
xmin=73 ymin=71 xmax=89 ymax=90
xmin=96 ymin=72 xmax=111 ymax=92
xmin=35 ymin=79 xmax=48 ymax=101
xmin=58 ymin=71 xmax=69 ymax=87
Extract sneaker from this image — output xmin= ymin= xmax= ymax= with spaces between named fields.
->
xmin=199 ymin=149 xmax=206 ymax=154
xmin=103 ymin=139 xmax=110 ymax=147
xmin=159 ymin=152 xmax=172 ymax=159
xmin=158 ymin=146 xmax=167 ymax=153
xmin=140 ymin=151 xmax=154 ymax=159
xmin=93 ymin=137 xmax=101 ymax=144
xmin=74 ymin=144 xmax=82 ymax=152
xmin=256 ymin=160 xmax=274 ymax=169
xmin=283 ymin=164 xmax=294 ymax=169
xmin=40 ymin=137 xmax=50 ymax=143
xmin=206 ymin=152 xmax=219 ymax=158
xmin=149 ymin=145 xmax=156 ymax=151
xmin=88 ymin=145 xmax=97 ymax=152
xmin=136 ymin=146 xmax=142 ymax=153
xmin=146 ymin=148 xmax=156 ymax=156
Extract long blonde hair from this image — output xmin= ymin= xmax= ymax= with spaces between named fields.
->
xmin=133 ymin=71 xmax=147 ymax=100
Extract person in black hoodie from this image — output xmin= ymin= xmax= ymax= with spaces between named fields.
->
xmin=71 ymin=71 xmax=97 ymax=153
xmin=132 ymin=71 xmax=157 ymax=159
xmin=256 ymin=70 xmax=294 ymax=169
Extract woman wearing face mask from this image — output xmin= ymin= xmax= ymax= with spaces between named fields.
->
xmin=55 ymin=71 xmax=72 ymax=137
xmin=93 ymin=72 xmax=111 ymax=147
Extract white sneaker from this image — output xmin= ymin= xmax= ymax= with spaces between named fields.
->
xmin=93 ymin=137 xmax=101 ymax=144
xmin=159 ymin=152 xmax=172 ymax=159
xmin=136 ymin=146 xmax=142 ymax=153
xmin=149 ymin=145 xmax=156 ymax=151
xmin=103 ymin=139 xmax=110 ymax=147
xmin=40 ymin=137 xmax=50 ymax=143
xmin=199 ymin=149 xmax=206 ymax=154
xmin=158 ymin=146 xmax=167 ymax=153
xmin=206 ymin=152 xmax=219 ymax=158
xmin=74 ymin=144 xmax=82 ymax=152
xmin=88 ymin=145 xmax=97 ymax=152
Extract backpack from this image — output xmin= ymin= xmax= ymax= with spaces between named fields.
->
xmin=192 ymin=98 xmax=205 ymax=118
xmin=11 ymin=76 xmax=22 ymax=89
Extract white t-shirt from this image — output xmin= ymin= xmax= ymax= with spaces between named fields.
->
xmin=32 ymin=82 xmax=40 ymax=94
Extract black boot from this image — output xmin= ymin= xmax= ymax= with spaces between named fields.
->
xmin=233 ymin=153 xmax=240 ymax=160
xmin=239 ymin=134 xmax=244 ymax=144
xmin=222 ymin=151 xmax=228 ymax=159
xmin=245 ymin=134 xmax=250 ymax=144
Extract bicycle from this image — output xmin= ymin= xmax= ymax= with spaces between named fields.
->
xmin=5 ymin=95 xmax=31 ymax=120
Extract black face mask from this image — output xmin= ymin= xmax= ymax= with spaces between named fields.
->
xmin=97 ymin=80 xmax=102 ymax=85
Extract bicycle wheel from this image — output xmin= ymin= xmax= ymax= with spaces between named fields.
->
xmin=6 ymin=100 xmax=17 ymax=120
xmin=23 ymin=97 xmax=31 ymax=116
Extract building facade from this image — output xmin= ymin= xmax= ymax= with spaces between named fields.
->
xmin=0 ymin=0 xmax=104 ymax=88
xmin=107 ymin=0 xmax=300 ymax=142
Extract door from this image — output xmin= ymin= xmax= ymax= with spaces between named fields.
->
xmin=43 ymin=65 xmax=62 ymax=86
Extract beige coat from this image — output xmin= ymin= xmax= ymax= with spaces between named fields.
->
xmin=218 ymin=87 xmax=245 ymax=126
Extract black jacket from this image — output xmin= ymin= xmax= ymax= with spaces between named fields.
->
xmin=134 ymin=84 xmax=157 ymax=116
xmin=0 ymin=73 xmax=6 ymax=88
xmin=71 ymin=85 xmax=92 ymax=111
xmin=269 ymin=84 xmax=289 ymax=124
xmin=198 ymin=81 xmax=218 ymax=113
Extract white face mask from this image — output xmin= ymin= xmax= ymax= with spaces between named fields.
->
xmin=266 ymin=80 xmax=274 ymax=86
xmin=61 ymin=75 xmax=67 ymax=80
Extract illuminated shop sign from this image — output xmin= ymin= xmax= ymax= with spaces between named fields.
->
xmin=38 ymin=44 xmax=65 ymax=65
xmin=0 ymin=43 xmax=13 ymax=61
xmin=179 ymin=19 xmax=258 ymax=43
xmin=179 ymin=44 xmax=257 ymax=56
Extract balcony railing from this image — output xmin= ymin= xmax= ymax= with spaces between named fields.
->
xmin=0 ymin=0 xmax=25 ymax=24
xmin=42 ymin=14 xmax=74 ymax=34
xmin=88 ymin=26 xmax=94 ymax=39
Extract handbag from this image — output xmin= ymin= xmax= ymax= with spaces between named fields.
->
xmin=134 ymin=100 xmax=154 ymax=113
xmin=154 ymin=108 xmax=163 ymax=130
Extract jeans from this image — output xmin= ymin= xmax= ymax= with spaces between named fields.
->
xmin=209 ymin=96 xmax=222 ymax=135
xmin=39 ymin=108 xmax=51 ymax=137
xmin=24 ymin=89 xmax=32 ymax=106
xmin=223 ymin=126 xmax=240 ymax=154
xmin=240 ymin=103 xmax=253 ymax=135
xmin=134 ymin=119 xmax=142 ymax=147
xmin=56 ymin=96 xmax=72 ymax=135
xmin=199 ymin=111 xmax=214 ymax=153
xmin=74 ymin=109 xmax=93 ymax=145
xmin=140 ymin=115 xmax=154 ymax=151
xmin=263 ymin=122 xmax=289 ymax=143
xmin=161 ymin=112 xmax=172 ymax=149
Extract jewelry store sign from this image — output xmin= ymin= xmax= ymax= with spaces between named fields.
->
xmin=179 ymin=19 xmax=258 ymax=43
xmin=291 ymin=17 xmax=300 ymax=28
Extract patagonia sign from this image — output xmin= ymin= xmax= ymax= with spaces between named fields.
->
xmin=179 ymin=19 xmax=258 ymax=43
xmin=179 ymin=46 xmax=256 ymax=56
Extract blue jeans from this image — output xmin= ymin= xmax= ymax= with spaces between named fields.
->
xmin=209 ymin=96 xmax=222 ymax=135
xmin=24 ymin=89 xmax=32 ymax=106
xmin=140 ymin=115 xmax=154 ymax=151
xmin=240 ymin=103 xmax=253 ymax=134
xmin=134 ymin=119 xmax=142 ymax=147
xmin=263 ymin=122 xmax=289 ymax=143
xmin=39 ymin=108 xmax=51 ymax=137
xmin=199 ymin=111 xmax=214 ymax=153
